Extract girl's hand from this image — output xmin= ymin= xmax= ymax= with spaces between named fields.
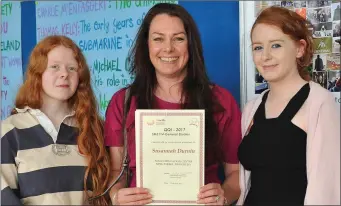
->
xmin=112 ymin=187 xmax=152 ymax=205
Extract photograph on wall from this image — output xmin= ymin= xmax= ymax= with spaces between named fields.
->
xmin=313 ymin=54 xmax=328 ymax=71
xmin=327 ymin=53 xmax=341 ymax=69
xmin=332 ymin=37 xmax=341 ymax=53
xmin=332 ymin=2 xmax=341 ymax=21
xmin=327 ymin=70 xmax=341 ymax=92
xmin=307 ymin=7 xmax=332 ymax=24
xmin=255 ymin=68 xmax=268 ymax=94
xmin=314 ymin=37 xmax=333 ymax=53
xmin=280 ymin=1 xmax=294 ymax=9
xmin=307 ymin=0 xmax=332 ymax=8
xmin=313 ymin=71 xmax=328 ymax=88
xmin=254 ymin=1 xmax=281 ymax=16
xmin=333 ymin=21 xmax=341 ymax=37
xmin=312 ymin=22 xmax=333 ymax=37
xmin=294 ymin=1 xmax=306 ymax=8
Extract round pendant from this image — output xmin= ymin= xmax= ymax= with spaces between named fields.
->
xmin=52 ymin=144 xmax=71 ymax=156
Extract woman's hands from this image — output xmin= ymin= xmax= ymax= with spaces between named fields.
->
xmin=197 ymin=183 xmax=226 ymax=205
xmin=111 ymin=183 xmax=227 ymax=205
xmin=111 ymin=188 xmax=152 ymax=205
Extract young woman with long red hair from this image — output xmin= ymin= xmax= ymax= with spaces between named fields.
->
xmin=1 ymin=35 xmax=111 ymax=205
xmin=238 ymin=6 xmax=340 ymax=205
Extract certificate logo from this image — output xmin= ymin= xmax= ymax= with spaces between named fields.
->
xmin=189 ymin=118 xmax=199 ymax=127
xmin=156 ymin=118 xmax=166 ymax=125
xmin=146 ymin=120 xmax=155 ymax=126
xmin=146 ymin=118 xmax=166 ymax=126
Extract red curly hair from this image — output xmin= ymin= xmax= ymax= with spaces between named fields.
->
xmin=251 ymin=6 xmax=314 ymax=81
xmin=13 ymin=35 xmax=111 ymax=205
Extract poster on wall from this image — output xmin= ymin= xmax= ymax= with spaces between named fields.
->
xmin=240 ymin=1 xmax=340 ymax=108
xmin=35 ymin=0 xmax=177 ymax=117
xmin=1 ymin=2 xmax=23 ymax=120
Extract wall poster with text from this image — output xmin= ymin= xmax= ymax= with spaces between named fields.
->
xmin=1 ymin=2 xmax=23 ymax=120
xmin=35 ymin=0 xmax=178 ymax=117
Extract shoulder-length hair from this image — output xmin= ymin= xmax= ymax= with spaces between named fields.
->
xmin=13 ymin=35 xmax=111 ymax=205
xmin=128 ymin=3 xmax=223 ymax=164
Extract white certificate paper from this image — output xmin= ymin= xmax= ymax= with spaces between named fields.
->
xmin=135 ymin=110 xmax=205 ymax=205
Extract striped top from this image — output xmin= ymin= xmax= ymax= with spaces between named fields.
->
xmin=1 ymin=107 xmax=91 ymax=205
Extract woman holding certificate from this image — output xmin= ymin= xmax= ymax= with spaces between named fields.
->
xmin=104 ymin=3 xmax=242 ymax=205
xmin=238 ymin=6 xmax=340 ymax=205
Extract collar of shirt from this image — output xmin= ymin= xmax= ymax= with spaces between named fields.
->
xmin=15 ymin=106 xmax=76 ymax=143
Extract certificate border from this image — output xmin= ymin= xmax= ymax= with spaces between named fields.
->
xmin=139 ymin=112 xmax=204 ymax=204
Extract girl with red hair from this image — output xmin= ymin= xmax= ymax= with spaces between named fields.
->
xmin=238 ymin=6 xmax=340 ymax=205
xmin=1 ymin=35 xmax=111 ymax=205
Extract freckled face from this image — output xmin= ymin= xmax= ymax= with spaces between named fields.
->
xmin=41 ymin=45 xmax=79 ymax=103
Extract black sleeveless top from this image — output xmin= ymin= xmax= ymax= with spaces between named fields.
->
xmin=238 ymin=83 xmax=310 ymax=205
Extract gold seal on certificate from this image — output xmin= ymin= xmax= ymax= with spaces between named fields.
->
xmin=135 ymin=110 xmax=205 ymax=205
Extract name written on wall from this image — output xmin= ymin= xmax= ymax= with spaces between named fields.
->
xmin=36 ymin=1 xmax=107 ymax=18
xmin=1 ymin=40 xmax=21 ymax=51
xmin=1 ymin=21 xmax=8 ymax=34
xmin=1 ymin=90 xmax=7 ymax=101
xmin=1 ymin=105 xmax=12 ymax=120
xmin=91 ymin=57 xmax=132 ymax=87
xmin=1 ymin=77 xmax=9 ymax=113
xmin=1 ymin=2 xmax=12 ymax=16
xmin=36 ymin=16 xmax=138 ymax=47
xmin=1 ymin=56 xmax=22 ymax=68
xmin=1 ymin=2 xmax=23 ymax=121
xmin=111 ymin=0 xmax=177 ymax=9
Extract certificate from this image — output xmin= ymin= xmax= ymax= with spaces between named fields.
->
xmin=135 ymin=110 xmax=205 ymax=205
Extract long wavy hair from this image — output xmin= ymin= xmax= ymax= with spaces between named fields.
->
xmin=128 ymin=3 xmax=223 ymax=165
xmin=12 ymin=35 xmax=111 ymax=205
